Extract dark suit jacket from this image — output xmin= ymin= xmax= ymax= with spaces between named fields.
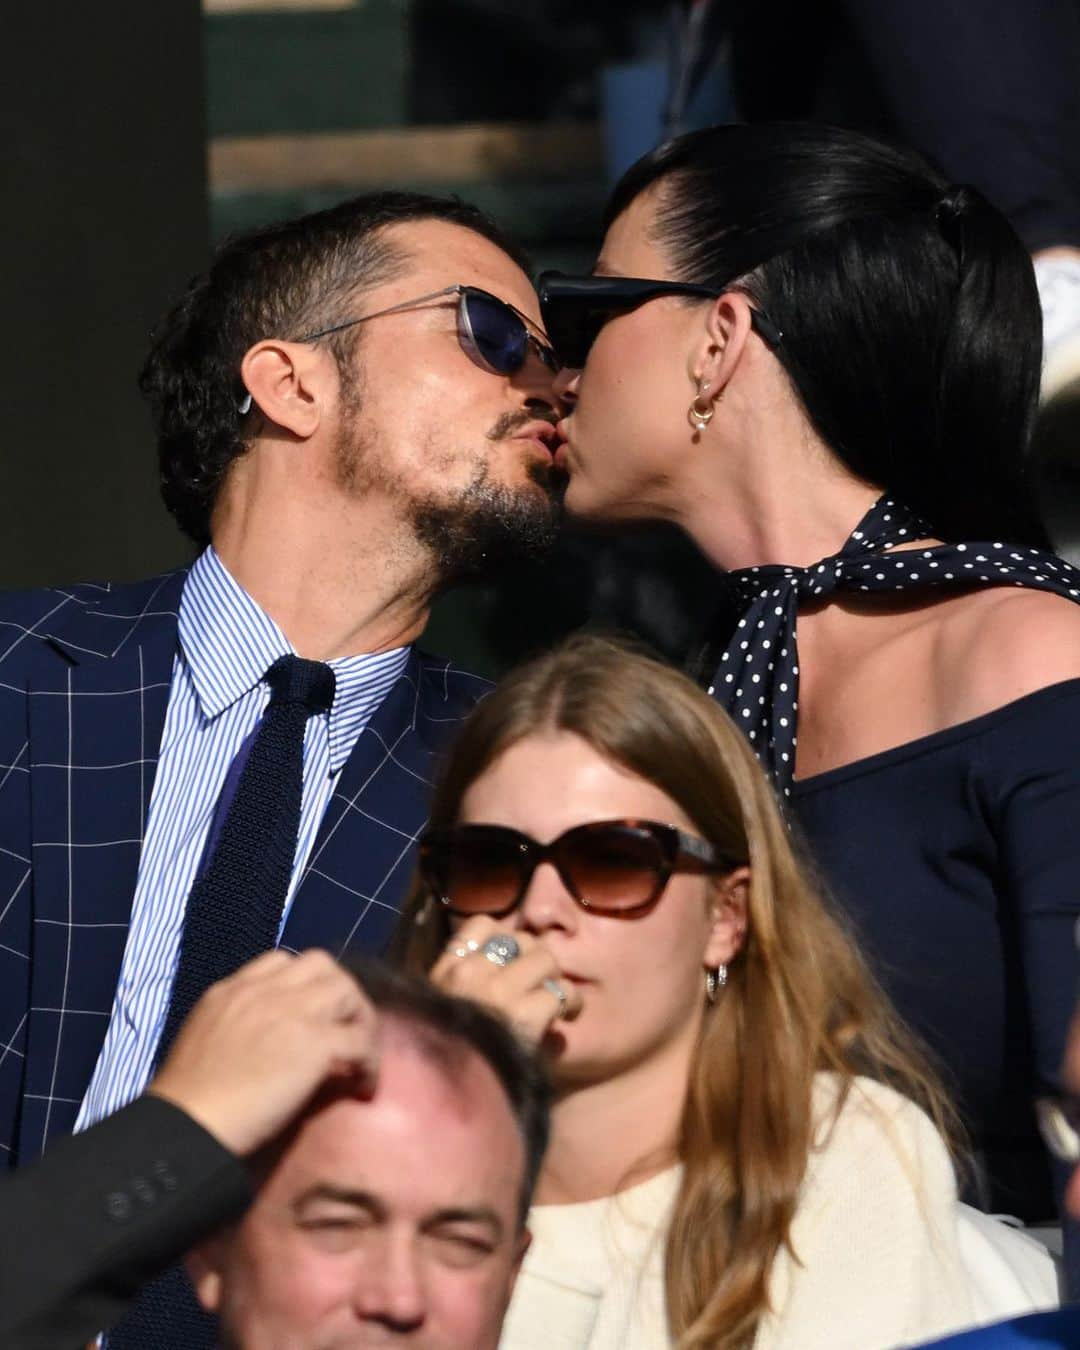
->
xmin=0 ymin=1093 xmax=250 ymax=1349
xmin=0 ymin=569 xmax=489 ymax=1167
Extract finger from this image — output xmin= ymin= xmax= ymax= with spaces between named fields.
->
xmin=271 ymin=947 xmax=343 ymax=988
xmin=224 ymin=949 xmax=295 ymax=985
xmin=430 ymin=922 xmax=498 ymax=982
xmin=324 ymin=1023 xmax=381 ymax=1083
xmin=434 ymin=923 xmax=545 ymax=976
xmin=291 ymin=974 xmax=372 ymax=1028
xmin=506 ymin=988 xmax=573 ymax=1045
xmin=432 ymin=916 xmax=502 ymax=969
xmin=464 ymin=946 xmax=562 ymax=1003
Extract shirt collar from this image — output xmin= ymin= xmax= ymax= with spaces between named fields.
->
xmin=178 ymin=548 xmax=411 ymax=771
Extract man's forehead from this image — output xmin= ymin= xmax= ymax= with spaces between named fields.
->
xmin=275 ymin=1034 xmax=525 ymax=1198
xmin=374 ymin=218 xmax=538 ymax=317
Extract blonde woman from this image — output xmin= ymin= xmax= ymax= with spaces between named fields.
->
xmin=397 ymin=635 xmax=1055 ymax=1350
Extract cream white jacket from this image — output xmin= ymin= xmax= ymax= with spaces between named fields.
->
xmin=499 ymin=1076 xmax=1057 ymax=1350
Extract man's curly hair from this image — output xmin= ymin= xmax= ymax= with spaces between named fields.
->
xmin=140 ymin=191 xmax=532 ymax=544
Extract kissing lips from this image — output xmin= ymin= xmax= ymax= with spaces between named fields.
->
xmin=512 ymin=420 xmax=562 ymax=458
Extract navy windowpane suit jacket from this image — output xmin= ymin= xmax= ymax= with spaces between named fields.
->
xmin=0 ymin=569 xmax=489 ymax=1168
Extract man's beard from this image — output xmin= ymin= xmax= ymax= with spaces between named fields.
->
xmin=333 ymin=395 xmax=566 ymax=584
xmin=411 ymin=453 xmax=565 ymax=584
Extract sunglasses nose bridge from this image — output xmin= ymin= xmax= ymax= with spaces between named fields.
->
xmin=516 ymin=840 xmax=582 ymax=924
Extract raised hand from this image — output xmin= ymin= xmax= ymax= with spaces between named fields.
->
xmin=430 ymin=915 xmax=583 ymax=1049
xmin=148 ymin=949 xmax=377 ymax=1156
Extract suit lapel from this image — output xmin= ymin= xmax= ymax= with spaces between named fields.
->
xmin=281 ymin=651 xmax=449 ymax=959
xmin=19 ymin=572 xmax=184 ymax=1157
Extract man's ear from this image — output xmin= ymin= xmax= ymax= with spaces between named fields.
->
xmin=185 ymin=1233 xmax=228 ymax=1314
xmin=238 ymin=339 xmax=327 ymax=441
xmin=704 ymin=865 xmax=750 ymax=969
xmin=509 ymin=1227 xmax=532 ymax=1286
xmin=688 ymin=292 xmax=758 ymax=408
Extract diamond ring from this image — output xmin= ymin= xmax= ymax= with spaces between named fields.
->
xmin=481 ymin=935 xmax=521 ymax=967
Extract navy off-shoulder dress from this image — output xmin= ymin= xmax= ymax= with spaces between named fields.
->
xmin=790 ymin=678 xmax=1080 ymax=1219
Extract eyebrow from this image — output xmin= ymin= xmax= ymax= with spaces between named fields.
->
xmin=591 ymin=260 xmax=618 ymax=277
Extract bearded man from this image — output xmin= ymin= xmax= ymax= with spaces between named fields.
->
xmin=0 ymin=191 xmax=561 ymax=1193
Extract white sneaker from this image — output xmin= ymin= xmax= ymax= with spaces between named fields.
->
xmin=1034 ymin=254 xmax=1080 ymax=403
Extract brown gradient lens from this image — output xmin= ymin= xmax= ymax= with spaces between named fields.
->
xmin=556 ymin=824 xmax=669 ymax=910
xmin=429 ymin=826 xmax=529 ymax=915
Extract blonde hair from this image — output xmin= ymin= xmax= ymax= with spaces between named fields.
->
xmin=396 ymin=634 xmax=959 ymax=1348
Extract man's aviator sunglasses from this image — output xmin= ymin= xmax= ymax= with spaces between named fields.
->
xmin=537 ymin=272 xmax=783 ymax=370
xmin=302 ymin=285 xmax=558 ymax=375
xmin=240 ymin=286 xmax=559 ymax=412
xmin=418 ymin=818 xmax=735 ymax=920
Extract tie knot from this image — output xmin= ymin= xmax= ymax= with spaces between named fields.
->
xmin=264 ymin=655 xmax=336 ymax=715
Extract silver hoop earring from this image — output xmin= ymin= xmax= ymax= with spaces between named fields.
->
xmin=705 ymin=964 xmax=728 ymax=1004
xmin=687 ymin=379 xmax=714 ymax=433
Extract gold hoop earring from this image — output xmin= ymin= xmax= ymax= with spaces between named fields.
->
xmin=687 ymin=381 xmax=715 ymax=433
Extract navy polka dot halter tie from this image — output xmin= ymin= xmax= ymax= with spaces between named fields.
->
xmin=707 ymin=495 xmax=1080 ymax=798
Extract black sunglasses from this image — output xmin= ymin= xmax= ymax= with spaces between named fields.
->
xmin=418 ymin=818 xmax=732 ymax=920
xmin=297 ymin=285 xmax=559 ymax=377
xmin=536 ymin=272 xmax=783 ymax=370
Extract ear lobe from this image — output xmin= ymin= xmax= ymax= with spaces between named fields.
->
xmin=185 ymin=1236 xmax=227 ymax=1314
xmin=704 ymin=865 xmax=750 ymax=968
xmin=239 ymin=339 xmax=324 ymax=441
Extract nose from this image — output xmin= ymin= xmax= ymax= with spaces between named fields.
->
xmin=352 ymin=1234 xmax=426 ymax=1331
xmin=553 ymin=366 xmax=580 ymax=409
xmin=514 ymin=342 xmax=564 ymax=406
xmin=516 ymin=859 xmax=578 ymax=936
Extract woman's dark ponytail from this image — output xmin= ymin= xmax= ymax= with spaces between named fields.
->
xmin=932 ymin=184 xmax=1048 ymax=545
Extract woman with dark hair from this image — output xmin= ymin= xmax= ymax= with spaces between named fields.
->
xmin=398 ymin=636 xmax=1055 ymax=1350
xmin=537 ymin=123 xmax=1080 ymax=1233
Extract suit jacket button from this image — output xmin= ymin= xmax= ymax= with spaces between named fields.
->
xmin=106 ymin=1191 xmax=133 ymax=1222
xmin=152 ymin=1159 xmax=178 ymax=1191
xmin=132 ymin=1175 xmax=156 ymax=1206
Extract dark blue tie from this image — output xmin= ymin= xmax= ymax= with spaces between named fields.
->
xmin=108 ymin=653 xmax=335 ymax=1349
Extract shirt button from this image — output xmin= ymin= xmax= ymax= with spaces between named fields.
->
xmin=106 ymin=1191 xmax=133 ymax=1222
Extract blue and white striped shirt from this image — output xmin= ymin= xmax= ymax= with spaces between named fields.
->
xmin=74 ymin=547 xmax=410 ymax=1130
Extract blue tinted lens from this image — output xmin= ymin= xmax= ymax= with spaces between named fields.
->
xmin=463 ymin=291 xmax=529 ymax=373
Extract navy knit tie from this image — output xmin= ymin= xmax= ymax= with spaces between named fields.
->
xmin=108 ymin=653 xmax=335 ymax=1350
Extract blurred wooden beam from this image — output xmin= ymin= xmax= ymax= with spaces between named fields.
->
xmin=209 ymin=122 xmax=603 ymax=192
xmin=204 ymin=0 xmax=356 ymax=12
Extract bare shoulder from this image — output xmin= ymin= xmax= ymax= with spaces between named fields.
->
xmin=934 ymin=585 xmax=1080 ymax=723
